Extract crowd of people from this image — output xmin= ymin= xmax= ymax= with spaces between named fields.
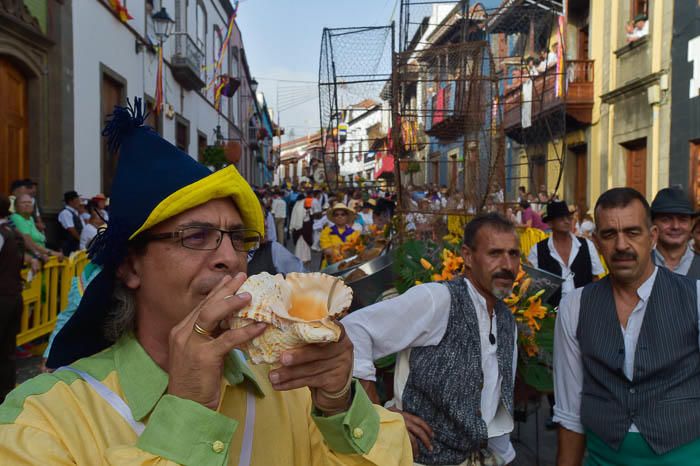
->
xmin=2 ymin=100 xmax=700 ymax=464
xmin=253 ymin=185 xmax=396 ymax=269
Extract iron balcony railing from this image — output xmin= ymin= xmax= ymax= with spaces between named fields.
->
xmin=171 ymin=32 xmax=206 ymax=89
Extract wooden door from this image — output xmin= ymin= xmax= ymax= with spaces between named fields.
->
xmin=101 ymin=74 xmax=124 ymax=195
xmin=0 ymin=58 xmax=28 ymax=196
xmin=690 ymin=141 xmax=700 ymax=211
xmin=531 ymin=156 xmax=546 ymax=192
xmin=625 ymin=143 xmax=647 ymax=196
xmin=578 ymin=26 xmax=589 ymax=59
xmin=573 ymin=146 xmax=588 ymax=212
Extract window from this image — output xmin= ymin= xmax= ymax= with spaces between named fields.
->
xmin=213 ymin=25 xmax=223 ymax=64
xmin=630 ymin=0 xmax=648 ymax=19
xmin=196 ymin=1 xmax=207 ymax=55
xmin=101 ymin=69 xmax=125 ymax=195
xmin=175 ymin=116 xmax=190 ymax=152
xmin=145 ymin=0 xmax=156 ymax=46
xmin=197 ymin=132 xmax=208 ymax=163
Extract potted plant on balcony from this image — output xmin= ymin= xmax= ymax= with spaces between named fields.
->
xmin=202 ymin=145 xmax=226 ymax=171
xmin=224 ymin=140 xmax=241 ymax=165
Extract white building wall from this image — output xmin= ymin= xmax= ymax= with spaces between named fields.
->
xmin=72 ymin=0 xmax=250 ymax=197
xmin=338 ymin=107 xmax=382 ymax=180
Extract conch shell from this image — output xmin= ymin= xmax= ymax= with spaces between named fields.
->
xmin=230 ymin=272 xmax=353 ymax=364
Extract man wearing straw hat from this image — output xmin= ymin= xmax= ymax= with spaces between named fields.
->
xmin=0 ymin=99 xmax=411 ymax=465
xmin=320 ymin=203 xmax=360 ymax=268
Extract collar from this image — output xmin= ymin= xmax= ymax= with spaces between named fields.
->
xmin=635 ymin=266 xmax=658 ymax=303
xmin=64 ymin=205 xmax=78 ymax=215
xmin=463 ymin=277 xmax=488 ymax=313
xmin=113 ymin=333 xmax=264 ymax=421
xmin=653 ymin=245 xmax=695 ymax=271
xmin=546 ymin=232 xmax=581 ymax=267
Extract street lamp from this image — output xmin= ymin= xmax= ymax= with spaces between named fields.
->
xmin=151 ymin=6 xmax=175 ymax=43
xmin=250 ymin=78 xmax=258 ymax=94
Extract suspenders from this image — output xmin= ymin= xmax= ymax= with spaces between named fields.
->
xmin=57 ymin=366 xmax=146 ymax=435
xmin=58 ymin=351 xmax=256 ymax=466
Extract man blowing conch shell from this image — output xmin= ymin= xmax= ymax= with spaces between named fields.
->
xmin=0 ymin=99 xmax=412 ymax=466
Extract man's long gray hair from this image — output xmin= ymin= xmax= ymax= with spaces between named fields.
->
xmin=104 ymin=280 xmax=137 ymax=342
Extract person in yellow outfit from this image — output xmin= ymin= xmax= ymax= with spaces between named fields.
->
xmin=0 ymin=99 xmax=412 ymax=466
xmin=320 ymin=203 xmax=361 ymax=268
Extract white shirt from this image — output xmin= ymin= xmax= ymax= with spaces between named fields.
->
xmin=311 ymin=198 xmax=323 ymax=215
xmin=271 ymin=198 xmax=287 ymax=219
xmin=265 ymin=211 xmax=277 ymax=243
xmin=553 ymin=267 xmax=700 ymax=434
xmin=58 ymin=206 xmax=84 ymax=230
xmin=79 ymin=224 xmax=98 ymax=250
xmin=527 ymin=233 xmax=605 ymax=298
xmin=653 ymin=245 xmax=697 ymax=276
xmin=343 ymin=278 xmax=518 ymax=463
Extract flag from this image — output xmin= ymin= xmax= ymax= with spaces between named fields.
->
xmin=108 ymin=0 xmax=133 ymax=23
xmin=555 ymin=15 xmax=566 ymax=98
xmin=154 ymin=46 xmax=164 ymax=114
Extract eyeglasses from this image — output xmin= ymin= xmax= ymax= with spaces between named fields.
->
xmin=138 ymin=226 xmax=261 ymax=252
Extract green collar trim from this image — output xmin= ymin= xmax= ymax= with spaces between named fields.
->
xmin=114 ymin=334 xmax=264 ymax=421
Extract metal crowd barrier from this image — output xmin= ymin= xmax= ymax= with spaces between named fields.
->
xmin=18 ymin=250 xmax=89 ymax=346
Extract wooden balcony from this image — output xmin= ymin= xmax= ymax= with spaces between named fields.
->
xmin=424 ymin=79 xmax=486 ymax=141
xmin=502 ymin=60 xmax=594 ymax=142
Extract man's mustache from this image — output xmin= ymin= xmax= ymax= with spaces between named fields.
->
xmin=492 ymin=270 xmax=516 ymax=281
xmin=612 ymin=251 xmax=637 ymax=261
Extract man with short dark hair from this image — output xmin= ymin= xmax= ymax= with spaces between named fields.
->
xmin=345 ymin=213 xmax=521 ymax=465
xmin=554 ymin=187 xmax=700 ymax=465
xmin=650 ymin=187 xmax=700 ymax=279
xmin=58 ymin=190 xmax=84 ymax=255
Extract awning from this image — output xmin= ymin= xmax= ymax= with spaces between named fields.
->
xmin=374 ymin=152 xmax=395 ymax=179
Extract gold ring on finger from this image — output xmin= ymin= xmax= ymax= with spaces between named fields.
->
xmin=193 ymin=322 xmax=215 ymax=337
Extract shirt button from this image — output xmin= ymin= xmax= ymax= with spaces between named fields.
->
xmin=212 ymin=440 xmax=225 ymax=453
xmin=352 ymin=427 xmax=364 ymax=439
xmin=629 ymin=388 xmax=636 ymax=394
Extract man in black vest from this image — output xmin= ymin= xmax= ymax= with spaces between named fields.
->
xmin=650 ymin=187 xmax=700 ymax=279
xmin=57 ymin=190 xmax=84 ymax=256
xmin=554 ymin=187 xmax=700 ymax=465
xmin=527 ymin=200 xmax=604 ymax=308
xmin=344 ymin=213 xmax=520 ymax=465
xmin=528 ymin=200 xmax=604 ymax=430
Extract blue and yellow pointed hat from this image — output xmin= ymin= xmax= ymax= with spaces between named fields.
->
xmin=47 ymin=98 xmax=262 ymax=368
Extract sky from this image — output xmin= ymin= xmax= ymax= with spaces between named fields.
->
xmin=236 ymin=0 xmax=401 ymax=142
xmin=236 ymin=0 xmax=504 ymax=143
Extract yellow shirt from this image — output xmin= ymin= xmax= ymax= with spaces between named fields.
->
xmin=320 ymin=226 xmax=361 ymax=267
xmin=0 ymin=334 xmax=411 ymax=465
